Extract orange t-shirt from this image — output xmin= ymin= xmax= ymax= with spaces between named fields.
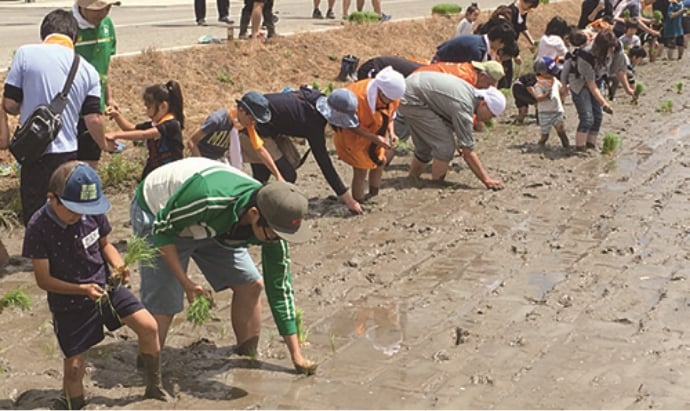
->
xmin=229 ymin=107 xmax=264 ymax=150
xmin=414 ymin=62 xmax=478 ymax=86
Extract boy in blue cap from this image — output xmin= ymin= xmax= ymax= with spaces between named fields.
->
xmin=22 ymin=161 xmax=171 ymax=409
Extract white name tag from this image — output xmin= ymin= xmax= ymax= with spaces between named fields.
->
xmin=82 ymin=228 xmax=100 ymax=250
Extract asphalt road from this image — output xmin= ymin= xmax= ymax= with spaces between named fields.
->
xmin=0 ymin=0 xmax=461 ymax=71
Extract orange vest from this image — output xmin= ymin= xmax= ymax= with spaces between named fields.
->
xmin=333 ymin=79 xmax=399 ymax=170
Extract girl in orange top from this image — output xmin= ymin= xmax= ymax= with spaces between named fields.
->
xmin=333 ymin=66 xmax=406 ymax=203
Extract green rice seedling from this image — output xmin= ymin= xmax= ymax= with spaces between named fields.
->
xmin=393 ymin=138 xmax=413 ymax=155
xmin=653 ymin=10 xmax=663 ymax=23
xmin=657 ymin=100 xmax=673 ymax=113
xmin=500 ymin=87 xmax=513 ymax=97
xmin=296 ymin=307 xmax=309 ymax=345
xmin=98 ymin=153 xmax=141 ymax=190
xmin=110 ymin=235 xmax=159 ymax=287
xmin=484 ymin=119 xmax=495 ymax=128
xmin=431 ymin=3 xmax=462 ymax=15
xmin=0 ymin=288 xmax=30 ymax=312
xmin=311 ymin=80 xmax=321 ymax=91
xmin=324 ymin=82 xmax=334 ymax=96
xmin=601 ymin=132 xmax=622 ymax=155
xmin=283 ymin=49 xmax=292 ymax=58
xmin=347 ymin=11 xmax=381 ymax=23
xmin=623 ymin=9 xmax=631 ymax=20
xmin=217 ymin=71 xmax=233 ymax=84
xmin=329 ymin=333 xmax=336 ymax=354
xmin=539 ymin=0 xmax=549 ymax=4
xmin=328 ymin=55 xmax=338 ymax=61
xmin=675 ymin=81 xmax=683 ymax=94
xmin=187 ymin=295 xmax=213 ymax=327
xmin=634 ymin=82 xmax=645 ymax=97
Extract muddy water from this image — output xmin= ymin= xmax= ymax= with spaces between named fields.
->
xmin=2 ymin=52 xmax=690 ymax=411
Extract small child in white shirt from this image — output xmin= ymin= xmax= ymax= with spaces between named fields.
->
xmin=618 ymin=18 xmax=641 ymax=50
xmin=533 ymin=57 xmax=569 ymax=148
xmin=455 ymin=3 xmax=480 ymax=36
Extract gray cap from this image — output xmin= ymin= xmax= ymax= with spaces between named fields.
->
xmin=256 ymin=181 xmax=311 ymax=243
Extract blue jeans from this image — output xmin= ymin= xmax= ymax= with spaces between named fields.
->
xmin=571 ymin=83 xmax=603 ymax=135
xmin=129 ymin=198 xmax=261 ymax=315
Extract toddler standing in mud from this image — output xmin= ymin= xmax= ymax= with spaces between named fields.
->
xmin=22 ymin=161 xmax=171 ymax=409
xmin=105 ymin=80 xmax=185 ymax=180
xmin=533 ymin=57 xmax=570 ymax=148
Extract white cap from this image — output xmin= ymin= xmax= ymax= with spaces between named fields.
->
xmin=475 ymin=86 xmax=506 ymax=116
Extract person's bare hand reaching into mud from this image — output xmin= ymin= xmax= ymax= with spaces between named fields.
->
xmin=484 ymin=178 xmax=504 ymax=190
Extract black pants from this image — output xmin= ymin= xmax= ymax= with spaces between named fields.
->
xmin=20 ymin=151 xmax=77 ymax=226
xmin=250 ymin=156 xmax=296 ymax=183
xmin=240 ymin=0 xmax=274 ymax=29
xmin=76 ymin=117 xmax=102 ymax=162
xmin=195 ymin=0 xmax=230 ymax=20
xmin=499 ymin=58 xmax=513 ymax=90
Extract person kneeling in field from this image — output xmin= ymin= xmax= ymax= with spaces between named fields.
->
xmin=23 ymin=161 xmax=171 ymax=410
xmin=401 ymin=72 xmax=506 ymax=190
xmin=130 ymin=157 xmax=317 ymax=375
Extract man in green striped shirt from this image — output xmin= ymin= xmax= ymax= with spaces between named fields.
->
xmin=73 ymin=0 xmax=119 ymax=168
xmin=131 ymin=157 xmax=317 ymax=375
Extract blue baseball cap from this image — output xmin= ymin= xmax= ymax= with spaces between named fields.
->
xmin=57 ymin=162 xmax=111 ymax=215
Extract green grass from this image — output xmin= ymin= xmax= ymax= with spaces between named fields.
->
xmin=0 ymin=289 xmax=31 ymax=313
xmin=217 ymin=71 xmax=234 ymax=84
xmin=601 ymin=132 xmax=622 ymax=155
xmin=347 ymin=11 xmax=381 ymax=23
xmin=187 ymin=295 xmax=213 ymax=327
xmin=431 ymin=3 xmax=462 ymax=15
xmin=98 ymin=153 xmax=141 ymax=190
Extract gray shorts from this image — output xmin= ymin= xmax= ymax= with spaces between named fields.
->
xmin=538 ymin=111 xmax=564 ymax=135
xmin=401 ymin=105 xmax=455 ymax=162
xmin=130 ymin=198 xmax=261 ymax=315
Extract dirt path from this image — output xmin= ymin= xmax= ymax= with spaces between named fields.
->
xmin=2 ymin=1 xmax=690 ymax=409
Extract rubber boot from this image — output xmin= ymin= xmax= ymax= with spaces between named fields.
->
xmin=141 ymin=353 xmax=173 ymax=402
xmin=337 ymin=54 xmax=359 ymax=82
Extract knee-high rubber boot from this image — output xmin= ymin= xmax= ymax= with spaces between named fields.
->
xmin=141 ymin=354 xmax=173 ymax=402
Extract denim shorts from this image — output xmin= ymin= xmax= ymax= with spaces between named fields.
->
xmin=130 ymin=197 xmax=261 ymax=315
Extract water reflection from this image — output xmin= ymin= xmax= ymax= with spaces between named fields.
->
xmin=352 ymin=300 xmax=407 ymax=356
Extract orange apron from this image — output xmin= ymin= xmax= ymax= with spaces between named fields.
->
xmin=333 ymin=79 xmax=399 ymax=170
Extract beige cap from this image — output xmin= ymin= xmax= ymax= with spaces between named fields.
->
xmin=77 ymin=0 xmax=121 ymax=10
xmin=471 ymin=61 xmax=505 ymax=82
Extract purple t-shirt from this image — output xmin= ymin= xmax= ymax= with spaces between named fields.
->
xmin=22 ymin=204 xmax=112 ymax=312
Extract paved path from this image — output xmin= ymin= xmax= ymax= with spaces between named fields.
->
xmin=0 ymin=0 xmax=481 ymax=70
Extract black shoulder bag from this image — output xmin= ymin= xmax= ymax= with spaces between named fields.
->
xmin=9 ymin=54 xmax=80 ymax=165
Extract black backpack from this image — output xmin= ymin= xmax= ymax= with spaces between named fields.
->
xmin=9 ymin=54 xmax=80 ymax=165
